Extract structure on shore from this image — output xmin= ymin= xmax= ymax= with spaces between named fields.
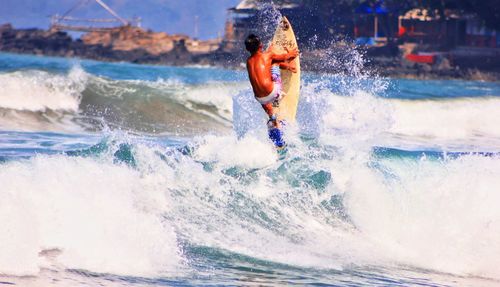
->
xmin=49 ymin=0 xmax=219 ymax=56
xmin=50 ymin=0 xmax=141 ymax=33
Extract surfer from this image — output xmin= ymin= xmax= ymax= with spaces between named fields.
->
xmin=245 ymin=34 xmax=298 ymax=129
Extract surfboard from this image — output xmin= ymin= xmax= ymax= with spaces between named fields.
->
xmin=271 ymin=16 xmax=301 ymax=123
xmin=267 ymin=16 xmax=300 ymax=149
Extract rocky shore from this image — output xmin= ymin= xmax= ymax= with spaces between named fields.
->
xmin=0 ymin=24 xmax=225 ymax=66
xmin=1 ymin=23 xmax=499 ymax=81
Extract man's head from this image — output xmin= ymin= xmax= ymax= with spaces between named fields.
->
xmin=245 ymin=34 xmax=262 ymax=54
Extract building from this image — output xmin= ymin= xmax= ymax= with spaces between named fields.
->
xmin=465 ymin=19 xmax=499 ymax=48
xmin=221 ymin=0 xmax=339 ymax=52
xmin=397 ymin=7 xmax=500 ymax=50
xmin=397 ymin=8 xmax=467 ymax=49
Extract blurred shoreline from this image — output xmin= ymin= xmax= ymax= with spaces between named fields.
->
xmin=1 ymin=23 xmax=498 ymax=82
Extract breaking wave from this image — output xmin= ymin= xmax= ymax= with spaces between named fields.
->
xmin=1 ymin=53 xmax=500 ymax=285
xmin=0 ymin=66 xmax=241 ymax=134
xmin=1 ymin=131 xmax=500 ymax=282
xmin=1 ymin=65 xmax=499 ymax=149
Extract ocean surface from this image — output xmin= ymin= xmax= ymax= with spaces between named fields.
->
xmin=1 ymin=51 xmax=500 ymax=287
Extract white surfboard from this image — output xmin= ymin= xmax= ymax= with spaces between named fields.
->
xmin=271 ymin=16 xmax=300 ymax=123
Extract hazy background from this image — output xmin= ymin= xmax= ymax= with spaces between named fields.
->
xmin=0 ymin=0 xmax=240 ymax=39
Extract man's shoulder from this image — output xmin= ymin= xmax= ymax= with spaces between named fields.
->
xmin=247 ymin=55 xmax=259 ymax=65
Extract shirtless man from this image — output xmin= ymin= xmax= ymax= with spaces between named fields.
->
xmin=245 ymin=34 xmax=298 ymax=129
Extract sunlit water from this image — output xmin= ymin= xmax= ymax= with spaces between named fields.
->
xmin=1 ymin=51 xmax=500 ymax=287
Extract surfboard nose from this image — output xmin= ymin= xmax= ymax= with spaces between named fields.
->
xmin=281 ymin=17 xmax=290 ymax=31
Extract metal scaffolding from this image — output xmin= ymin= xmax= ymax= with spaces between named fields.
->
xmin=50 ymin=0 xmax=141 ymax=32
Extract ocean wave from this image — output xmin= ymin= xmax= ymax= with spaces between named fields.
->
xmin=347 ymin=152 xmax=500 ymax=279
xmin=389 ymin=97 xmax=500 ymax=140
xmin=1 ymin=133 xmax=499 ymax=281
xmin=0 ymin=67 xmax=243 ymax=134
xmin=0 ymin=67 xmax=86 ymax=112
xmin=0 ymin=152 xmax=183 ymax=277
xmin=302 ymin=83 xmax=500 ymax=150
xmin=1 ymin=65 xmax=499 ymax=145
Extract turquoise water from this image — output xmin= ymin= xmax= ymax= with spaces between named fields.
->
xmin=1 ymin=52 xmax=500 ymax=286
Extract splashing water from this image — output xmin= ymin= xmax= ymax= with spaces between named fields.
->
xmin=1 ymin=42 xmax=500 ymax=287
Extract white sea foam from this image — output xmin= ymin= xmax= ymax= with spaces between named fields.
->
xmin=227 ymin=81 xmax=500 ymax=279
xmin=1 ymin=129 xmax=500 ymax=281
xmin=2 ymin=59 xmax=500 ymax=282
xmin=162 ymin=135 xmax=500 ymax=280
xmin=179 ymin=82 xmax=245 ymax=122
xmin=296 ymin=82 xmax=500 ymax=150
xmin=343 ymin=153 xmax=500 ymax=279
xmin=193 ymin=134 xmax=277 ymax=168
xmin=389 ymin=97 xmax=500 ymax=140
xmin=297 ymin=83 xmax=500 ymax=278
xmin=0 ymin=66 xmax=87 ymax=112
xmin=232 ymin=87 xmax=267 ymax=138
xmin=0 ymin=154 xmax=183 ymax=277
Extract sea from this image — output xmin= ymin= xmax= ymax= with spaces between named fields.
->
xmin=1 ymin=51 xmax=500 ymax=287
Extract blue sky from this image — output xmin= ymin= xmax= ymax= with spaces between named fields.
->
xmin=0 ymin=0 xmax=240 ymax=39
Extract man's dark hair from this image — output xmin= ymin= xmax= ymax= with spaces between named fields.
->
xmin=245 ymin=34 xmax=261 ymax=54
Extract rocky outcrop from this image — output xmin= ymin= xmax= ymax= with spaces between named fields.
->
xmin=81 ymin=25 xmax=220 ymax=56
xmin=0 ymin=24 xmax=222 ymax=66
xmin=81 ymin=26 xmax=178 ymax=55
xmin=0 ymin=23 xmax=72 ymax=56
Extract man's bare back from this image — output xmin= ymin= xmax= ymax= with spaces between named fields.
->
xmin=247 ymin=45 xmax=298 ymax=98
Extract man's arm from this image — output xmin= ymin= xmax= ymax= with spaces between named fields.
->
xmin=279 ymin=62 xmax=297 ymax=73
xmin=270 ymin=47 xmax=299 ymax=62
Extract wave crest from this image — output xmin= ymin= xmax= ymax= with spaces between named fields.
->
xmin=0 ymin=66 xmax=86 ymax=112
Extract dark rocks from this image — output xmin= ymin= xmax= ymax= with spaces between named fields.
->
xmin=0 ymin=25 xmax=73 ymax=56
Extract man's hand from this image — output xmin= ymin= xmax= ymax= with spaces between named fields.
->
xmin=285 ymin=47 xmax=299 ymax=60
xmin=279 ymin=62 xmax=297 ymax=73
xmin=271 ymin=46 xmax=299 ymax=62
